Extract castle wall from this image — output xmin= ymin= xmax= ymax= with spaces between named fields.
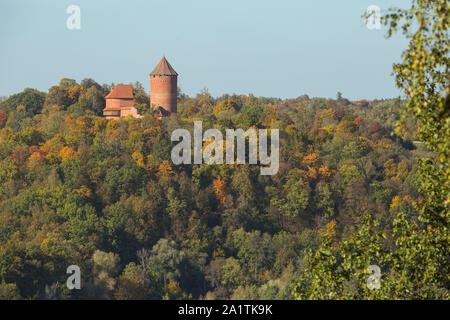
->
xmin=105 ymin=98 xmax=134 ymax=109
xmin=150 ymin=75 xmax=177 ymax=113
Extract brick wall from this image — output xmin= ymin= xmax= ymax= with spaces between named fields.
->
xmin=150 ymin=74 xmax=177 ymax=113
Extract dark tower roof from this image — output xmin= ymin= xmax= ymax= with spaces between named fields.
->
xmin=150 ymin=57 xmax=178 ymax=76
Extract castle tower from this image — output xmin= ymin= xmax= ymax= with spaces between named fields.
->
xmin=150 ymin=56 xmax=178 ymax=115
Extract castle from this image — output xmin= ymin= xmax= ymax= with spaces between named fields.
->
xmin=103 ymin=56 xmax=178 ymax=119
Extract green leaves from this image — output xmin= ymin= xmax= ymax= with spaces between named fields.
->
xmin=294 ymin=1 xmax=449 ymax=300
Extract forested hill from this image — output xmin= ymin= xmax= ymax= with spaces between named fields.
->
xmin=0 ymin=78 xmax=424 ymax=299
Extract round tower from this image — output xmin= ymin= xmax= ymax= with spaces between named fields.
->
xmin=150 ymin=56 xmax=178 ymax=114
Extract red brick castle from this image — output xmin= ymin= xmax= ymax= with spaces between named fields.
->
xmin=102 ymin=84 xmax=139 ymax=118
xmin=102 ymin=56 xmax=178 ymax=118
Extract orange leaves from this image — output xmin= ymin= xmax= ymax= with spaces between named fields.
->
xmin=318 ymin=219 xmax=337 ymax=238
xmin=156 ymin=160 xmax=175 ymax=178
xmin=391 ymin=195 xmax=415 ymax=208
xmin=301 ymin=153 xmax=330 ymax=182
xmin=403 ymin=195 xmax=413 ymax=202
xmin=28 ymin=145 xmax=47 ymax=158
xmin=354 ymin=116 xmax=363 ymax=126
xmin=302 ymin=153 xmax=320 ymax=167
xmin=28 ymin=147 xmax=48 ymax=170
xmin=59 ymin=146 xmax=77 ymax=161
xmin=318 ymin=167 xmax=333 ymax=179
xmin=295 ymin=164 xmax=334 ymax=182
xmin=213 ymin=176 xmax=226 ymax=204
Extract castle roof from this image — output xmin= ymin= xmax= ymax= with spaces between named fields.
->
xmin=105 ymin=84 xmax=134 ymax=99
xmin=150 ymin=57 xmax=178 ymax=76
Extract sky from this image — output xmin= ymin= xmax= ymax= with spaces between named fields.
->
xmin=0 ymin=0 xmax=411 ymax=100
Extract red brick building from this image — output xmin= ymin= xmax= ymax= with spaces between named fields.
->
xmin=150 ymin=57 xmax=178 ymax=115
xmin=103 ymin=84 xmax=140 ymax=118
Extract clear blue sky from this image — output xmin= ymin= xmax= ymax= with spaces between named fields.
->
xmin=0 ymin=0 xmax=411 ymax=100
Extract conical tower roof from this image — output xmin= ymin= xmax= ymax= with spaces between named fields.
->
xmin=150 ymin=57 xmax=178 ymax=76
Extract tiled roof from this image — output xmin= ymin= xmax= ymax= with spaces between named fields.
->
xmin=150 ymin=57 xmax=178 ymax=76
xmin=105 ymin=84 xmax=134 ymax=99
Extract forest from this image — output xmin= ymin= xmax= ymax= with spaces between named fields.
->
xmin=0 ymin=79 xmax=431 ymax=299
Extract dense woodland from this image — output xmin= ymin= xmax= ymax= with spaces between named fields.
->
xmin=0 ymin=78 xmax=431 ymax=299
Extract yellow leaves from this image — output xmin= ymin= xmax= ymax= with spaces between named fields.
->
xmin=384 ymin=159 xmax=409 ymax=179
xmin=41 ymin=135 xmax=64 ymax=158
xmin=40 ymin=233 xmax=67 ymax=258
xmin=321 ymin=125 xmax=334 ymax=133
xmin=94 ymin=117 xmax=109 ymax=133
xmin=384 ymin=158 xmax=397 ymax=177
xmin=78 ymin=185 xmax=92 ymax=198
xmin=132 ymin=151 xmax=146 ymax=168
xmin=396 ymin=160 xmax=409 ymax=179
xmin=390 ymin=195 xmax=413 ymax=209
xmin=167 ymin=281 xmax=183 ymax=298
xmin=132 ymin=152 xmax=161 ymax=171
xmin=67 ymin=84 xmax=83 ymax=103
xmin=390 ymin=195 xmax=402 ymax=208
xmin=306 ymin=166 xmax=318 ymax=181
xmin=59 ymin=146 xmax=77 ymax=161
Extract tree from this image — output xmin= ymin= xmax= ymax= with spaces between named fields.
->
xmin=78 ymin=86 xmax=105 ymax=115
xmin=294 ymin=1 xmax=449 ymax=300
xmin=148 ymin=239 xmax=185 ymax=292
xmin=0 ymin=88 xmax=46 ymax=116
xmin=272 ymin=170 xmax=310 ymax=218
